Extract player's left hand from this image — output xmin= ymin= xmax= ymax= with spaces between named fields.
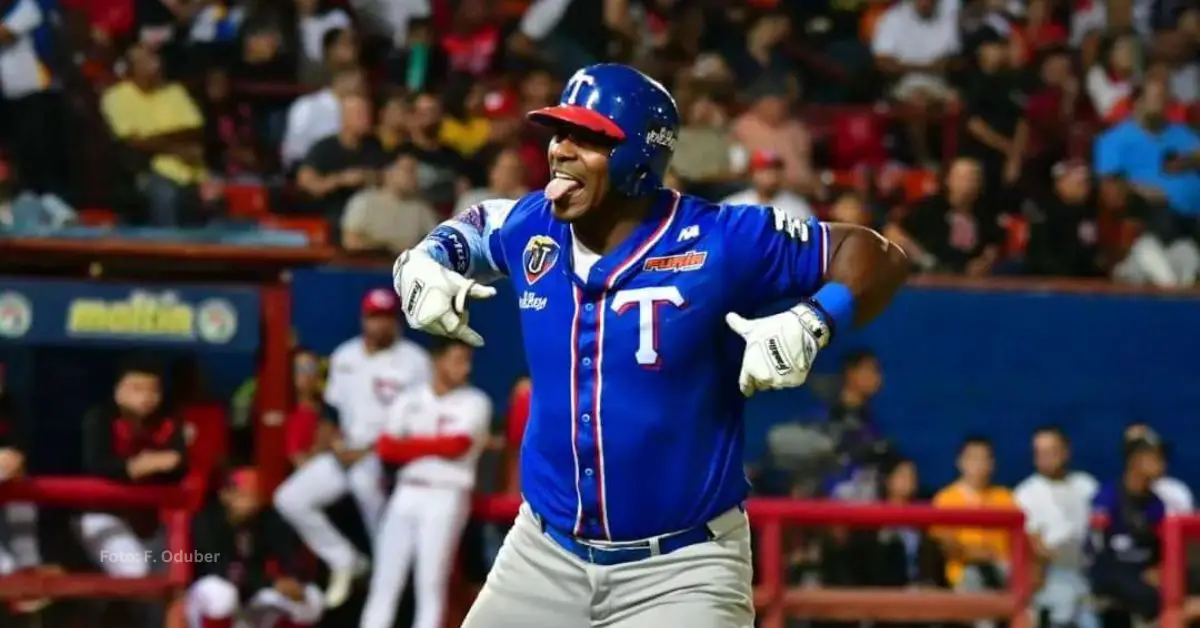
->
xmin=725 ymin=305 xmax=830 ymax=397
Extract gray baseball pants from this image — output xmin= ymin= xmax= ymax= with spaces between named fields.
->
xmin=461 ymin=502 xmax=754 ymax=628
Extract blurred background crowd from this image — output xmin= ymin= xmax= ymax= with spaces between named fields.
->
xmin=0 ymin=0 xmax=1198 ymax=627
xmin=0 ymin=0 xmax=1198 ymax=285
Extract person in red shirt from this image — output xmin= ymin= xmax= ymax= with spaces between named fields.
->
xmin=284 ymin=349 xmax=335 ymax=470
xmin=503 ymin=376 xmax=531 ymax=495
xmin=1011 ymin=0 xmax=1067 ymax=67
xmin=78 ymin=358 xmax=187 ymax=580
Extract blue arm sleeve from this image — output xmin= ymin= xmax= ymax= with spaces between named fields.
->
xmin=416 ymin=199 xmax=514 ymax=283
xmin=720 ymin=205 xmax=829 ymax=312
xmin=1167 ymin=125 xmax=1200 ymax=153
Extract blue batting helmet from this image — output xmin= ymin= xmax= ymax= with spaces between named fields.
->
xmin=528 ymin=64 xmax=679 ymax=197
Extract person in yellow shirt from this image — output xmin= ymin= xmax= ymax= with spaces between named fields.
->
xmin=438 ymin=79 xmax=491 ymax=158
xmin=100 ymin=44 xmax=222 ymax=226
xmin=933 ymin=436 xmax=1017 ymax=592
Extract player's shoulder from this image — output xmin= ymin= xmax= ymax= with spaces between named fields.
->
xmin=330 ymin=337 xmax=366 ymax=362
xmin=392 ymin=338 xmax=430 ymax=361
xmin=712 ymin=197 xmax=820 ymax=243
xmin=458 ymin=193 xmax=547 ymax=230
xmin=447 ymin=385 xmax=492 ymax=413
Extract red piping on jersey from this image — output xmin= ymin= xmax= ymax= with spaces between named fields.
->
xmin=376 ymin=434 xmax=473 ymax=464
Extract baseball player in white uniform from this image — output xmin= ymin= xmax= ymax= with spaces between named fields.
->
xmin=359 ymin=339 xmax=491 ymax=628
xmin=274 ymin=289 xmax=432 ymax=608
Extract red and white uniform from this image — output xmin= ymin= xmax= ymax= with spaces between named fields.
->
xmin=274 ymin=335 xmax=431 ymax=574
xmin=359 ymin=383 xmax=491 ymax=628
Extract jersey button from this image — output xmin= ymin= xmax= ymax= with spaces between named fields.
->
xmin=581 ymin=414 xmax=591 ymax=423
xmin=584 ymin=303 xmax=594 ymax=312
xmin=581 ymin=357 xmax=592 ymax=366
xmin=584 ymin=468 xmax=594 ymax=476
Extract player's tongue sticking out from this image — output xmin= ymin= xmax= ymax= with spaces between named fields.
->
xmin=545 ymin=175 xmax=582 ymax=202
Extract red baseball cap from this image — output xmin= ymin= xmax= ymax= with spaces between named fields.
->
xmin=362 ymin=288 xmax=398 ymax=316
xmin=483 ymin=89 xmax=520 ymax=119
xmin=748 ymin=149 xmax=784 ymax=171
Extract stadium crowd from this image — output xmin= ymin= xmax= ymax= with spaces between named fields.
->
xmin=0 ymin=0 xmax=1197 ymax=627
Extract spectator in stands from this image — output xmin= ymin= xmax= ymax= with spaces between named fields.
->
xmin=0 ymin=0 xmax=70 ymax=201
xmin=822 ymin=350 xmax=886 ymax=501
xmin=473 ymin=88 xmax=534 ymax=176
xmin=722 ymin=10 xmax=796 ymax=91
xmin=884 ymin=157 xmax=1005 ymax=276
xmin=377 ymin=89 xmax=410 ymax=157
xmin=1090 ymin=434 xmax=1167 ymax=626
xmin=1106 ymin=61 xmax=1192 ymax=126
xmin=933 ymin=436 xmax=1015 ymax=594
xmin=731 ymin=80 xmax=815 ymax=195
xmin=872 ymin=0 xmax=961 ymax=166
xmin=387 ymin=17 xmax=448 ymax=94
xmin=960 ymin=26 xmax=1028 ymax=196
xmin=1014 ymin=426 xmax=1099 ymax=628
xmin=455 ymin=147 xmax=529 ymax=216
xmin=440 ymin=2 xmax=502 ymax=78
xmin=1010 ymin=0 xmax=1068 ymax=67
xmin=340 ymin=153 xmax=438 ymax=254
xmin=295 ymin=0 xmax=352 ymax=86
xmin=188 ymin=467 xmax=324 ymax=628
xmin=101 ymin=43 xmax=225 ymax=226
xmin=401 ymin=90 xmax=473 ymax=208
xmin=355 ymin=0 xmax=429 ymax=47
xmin=1070 ymin=0 xmax=1140 ymax=66
xmin=78 ymin=357 xmax=187 ymax=581
xmin=1097 ymin=79 xmax=1200 ymax=287
xmin=281 ymin=66 xmax=365 ymax=171
xmin=1023 ymin=46 xmax=1096 ymax=172
xmin=297 ymin=93 xmax=385 ymax=232
xmin=829 ymin=188 xmax=876 ymax=227
xmin=1124 ymin=423 xmax=1194 ymax=513
xmin=284 ymin=349 xmax=334 ymax=470
xmin=0 ymin=364 xmax=42 ymax=596
xmin=1153 ymin=20 xmax=1199 ymax=105
xmin=673 ymin=93 xmax=743 ymax=199
xmin=1023 ymin=160 xmax=1104 ymax=277
xmin=200 ymin=67 xmax=262 ymax=181
xmin=187 ymin=0 xmax=246 ymax=68
xmin=507 ymin=0 xmax=615 ymax=77
xmin=440 ymin=77 xmax=493 ymax=159
xmin=831 ymin=457 xmax=949 ymax=590
xmin=722 ymin=150 xmax=814 ymax=220
xmin=233 ymin=15 xmax=295 ymax=84
xmin=1086 ymin=33 xmax=1140 ymax=121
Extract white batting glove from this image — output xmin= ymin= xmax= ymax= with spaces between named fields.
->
xmin=393 ymin=249 xmax=496 ymax=347
xmin=725 ymin=305 xmax=831 ymax=397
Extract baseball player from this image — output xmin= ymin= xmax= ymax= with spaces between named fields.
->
xmin=188 ymin=468 xmax=324 ymax=628
xmin=392 ymin=63 xmax=909 ymax=626
xmin=274 ymin=288 xmax=432 ymax=608
xmin=359 ymin=338 xmax=491 ymax=628
xmin=78 ymin=357 xmax=188 ymax=578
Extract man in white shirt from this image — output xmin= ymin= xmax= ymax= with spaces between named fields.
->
xmin=1 ymin=0 xmax=68 ymax=199
xmin=872 ymin=0 xmax=960 ymax=165
xmin=274 ymin=289 xmax=432 ymax=609
xmin=722 ymin=150 xmax=813 ymax=221
xmin=281 ymin=67 xmax=366 ymax=171
xmin=1014 ymin=426 xmax=1099 ymax=628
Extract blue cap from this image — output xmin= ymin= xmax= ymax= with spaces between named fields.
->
xmin=528 ymin=64 xmax=680 ymax=197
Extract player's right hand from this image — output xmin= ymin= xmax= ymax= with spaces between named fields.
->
xmin=393 ymin=249 xmax=496 ymax=346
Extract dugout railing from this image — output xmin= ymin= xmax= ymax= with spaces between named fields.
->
xmin=0 ymin=477 xmax=191 ymax=600
xmin=468 ymin=495 xmax=1200 ymax=628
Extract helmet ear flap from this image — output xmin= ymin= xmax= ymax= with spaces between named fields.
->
xmin=621 ymin=164 xmax=652 ymax=197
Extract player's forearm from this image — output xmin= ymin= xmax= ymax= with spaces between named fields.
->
xmin=376 ymin=434 xmax=474 ymax=464
xmin=814 ymin=224 xmax=909 ymax=331
xmin=411 ymin=204 xmax=504 ymax=283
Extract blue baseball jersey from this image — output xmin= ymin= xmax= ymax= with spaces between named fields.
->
xmin=424 ymin=188 xmax=830 ymax=541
